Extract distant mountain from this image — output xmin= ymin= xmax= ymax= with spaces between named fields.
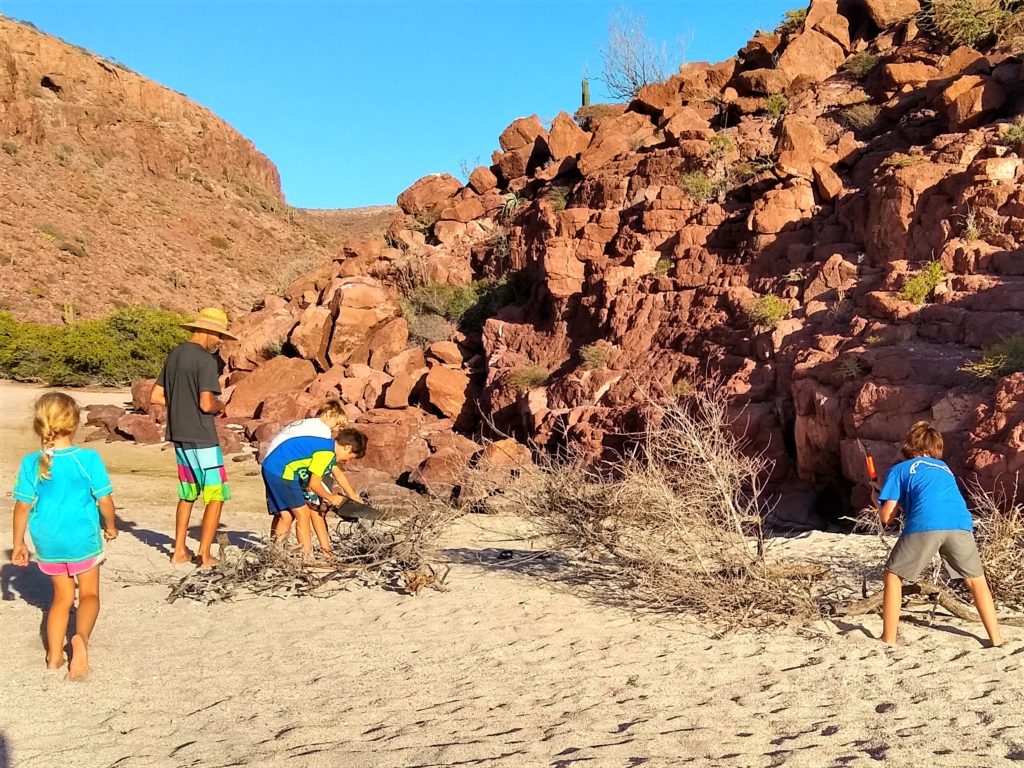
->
xmin=0 ymin=16 xmax=395 ymax=323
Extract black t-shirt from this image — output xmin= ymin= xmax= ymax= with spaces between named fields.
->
xmin=157 ymin=342 xmax=221 ymax=446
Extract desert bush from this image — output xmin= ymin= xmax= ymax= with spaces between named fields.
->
xmin=409 ymin=209 xmax=441 ymax=234
xmin=841 ymin=103 xmax=881 ymax=131
xmin=678 ymin=170 xmax=722 ymax=204
xmin=403 ymin=307 xmax=457 ymax=347
xmin=462 ymin=274 xmax=531 ymax=331
xmin=208 ymin=235 xmax=230 ymax=250
xmin=729 ymin=156 xmax=776 ymax=184
xmin=898 ymin=261 xmax=945 ymax=304
xmin=746 ymin=294 xmax=792 ymax=329
xmin=405 ymin=275 xmax=529 ymax=337
xmin=1000 ymin=119 xmax=1024 ymax=146
xmin=2 ymin=141 xmax=18 ymax=157
xmin=598 ymin=8 xmax=675 ymax=100
xmin=0 ymin=307 xmax=188 ymax=386
xmin=841 ymin=51 xmax=880 ymax=78
xmin=545 ymin=185 xmax=570 ymax=212
xmin=508 ymin=363 xmax=550 ymax=393
xmin=38 ymin=221 xmax=65 ymax=241
xmin=776 ymin=8 xmax=808 ymax=34
xmin=501 ymin=192 xmax=525 ymax=222
xmin=764 ymin=94 xmax=789 ymax=120
xmin=836 ymin=354 xmax=867 ymax=380
xmin=969 ymin=481 xmax=1024 ymax=608
xmin=882 ymin=153 xmax=927 ymax=169
xmin=574 ymin=103 xmax=626 ymax=132
xmin=707 ymin=133 xmax=734 ymax=159
xmin=655 ymin=258 xmax=672 ymax=276
xmin=923 ymin=0 xmax=1011 ymax=48
xmin=960 ymin=335 xmax=1024 ymax=378
xmin=511 ymin=392 xmax=822 ymax=626
xmin=407 ymin=282 xmax=479 ymax=323
xmin=579 ymin=342 xmax=613 ymax=370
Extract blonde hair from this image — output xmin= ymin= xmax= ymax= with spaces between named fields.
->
xmin=901 ymin=420 xmax=944 ymax=460
xmin=316 ymin=398 xmax=349 ymax=431
xmin=34 ymin=392 xmax=81 ymax=480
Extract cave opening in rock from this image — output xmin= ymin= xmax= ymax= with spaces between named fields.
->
xmin=40 ymin=76 xmax=62 ymax=94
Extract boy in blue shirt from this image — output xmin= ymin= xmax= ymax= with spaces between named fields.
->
xmin=873 ymin=421 xmax=1003 ymax=646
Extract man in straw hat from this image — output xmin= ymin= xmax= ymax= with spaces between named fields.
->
xmin=151 ymin=308 xmax=238 ymax=567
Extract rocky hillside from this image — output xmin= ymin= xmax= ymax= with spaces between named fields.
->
xmin=111 ymin=0 xmax=1024 ymax=527
xmin=0 ymin=16 xmax=394 ymax=323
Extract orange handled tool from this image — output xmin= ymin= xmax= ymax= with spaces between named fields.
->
xmin=865 ymin=455 xmax=877 ymax=483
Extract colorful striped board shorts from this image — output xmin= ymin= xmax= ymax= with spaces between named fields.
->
xmin=174 ymin=443 xmax=230 ymax=504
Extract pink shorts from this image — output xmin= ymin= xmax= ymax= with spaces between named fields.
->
xmin=37 ymin=557 xmax=102 ymax=577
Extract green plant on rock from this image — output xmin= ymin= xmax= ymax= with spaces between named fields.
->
xmin=545 ymin=185 xmax=570 ymax=212
xmin=746 ymin=294 xmax=792 ymax=329
xmin=509 ymin=362 xmax=550 ymax=393
xmin=679 ymin=170 xmax=723 ymax=204
xmin=837 ymin=354 xmax=867 ymax=380
xmin=764 ymin=94 xmax=789 ymax=120
xmin=408 ymin=282 xmax=479 ymax=323
xmin=580 ymin=342 xmax=613 ymax=370
xmin=410 ymin=209 xmax=441 ymax=234
xmin=882 ymin=153 xmax=928 ymax=169
xmin=841 ymin=103 xmax=881 ymax=132
xmin=38 ymin=221 xmax=65 ymax=241
xmin=707 ymin=133 xmax=734 ymax=159
xmin=841 ymin=51 xmax=880 ymax=79
xmin=898 ymin=261 xmax=946 ymax=304
xmin=776 ymin=8 xmax=808 ymax=34
xmin=729 ymin=156 xmax=776 ymax=184
xmin=961 ymin=335 xmax=1024 ymax=378
xmin=671 ymin=378 xmax=696 ymax=398
xmin=655 ymin=258 xmax=672 ymax=276
xmin=501 ymin=192 xmax=525 ymax=221
xmin=923 ymin=0 xmax=1010 ymax=48
xmin=1000 ymin=119 xmax=1024 ymax=147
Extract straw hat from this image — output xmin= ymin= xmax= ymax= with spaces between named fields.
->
xmin=181 ymin=307 xmax=238 ymax=340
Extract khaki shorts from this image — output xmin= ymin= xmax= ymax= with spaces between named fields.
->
xmin=885 ymin=530 xmax=984 ymax=582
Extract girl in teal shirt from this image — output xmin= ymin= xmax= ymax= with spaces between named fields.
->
xmin=11 ymin=393 xmax=118 ymax=679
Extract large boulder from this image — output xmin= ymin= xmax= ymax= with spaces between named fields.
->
xmin=85 ymin=404 xmax=125 ymax=433
xmin=327 ymin=279 xmax=402 ymax=367
xmin=775 ymin=117 xmax=828 ymax=179
xmin=131 ymin=379 xmax=157 ymax=412
xmin=942 ymin=75 xmax=1006 ymax=131
xmin=547 ymin=111 xmax=591 ymax=160
xmin=289 ymin=304 xmax=333 ymax=370
xmin=499 ymin=115 xmax=547 ymax=152
xmin=777 ymin=28 xmax=846 ymax=84
xmin=747 ymin=184 xmax=816 ymax=234
xmin=224 ymin=356 xmax=317 ymax=419
xmin=468 ymin=165 xmax=498 ymax=194
xmin=115 ymin=414 xmax=163 ymax=444
xmin=577 ymin=112 xmax=653 ymax=176
xmin=862 ymin=0 xmax=920 ymax=28
xmin=424 ymin=366 xmax=471 ymax=423
xmin=397 ymin=173 xmax=462 ymax=214
xmin=220 ymin=305 xmax=299 ymax=372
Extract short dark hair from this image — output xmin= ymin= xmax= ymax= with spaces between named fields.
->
xmin=335 ymin=428 xmax=367 ymax=458
xmin=901 ymin=420 xmax=943 ymax=459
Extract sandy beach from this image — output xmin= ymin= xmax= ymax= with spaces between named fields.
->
xmin=1 ymin=381 xmax=1023 ymax=768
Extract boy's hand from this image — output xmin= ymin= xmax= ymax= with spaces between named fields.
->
xmin=103 ymin=527 xmax=119 ymax=541
xmin=11 ymin=544 xmax=29 ymax=566
xmin=328 ymin=494 xmax=346 ymax=507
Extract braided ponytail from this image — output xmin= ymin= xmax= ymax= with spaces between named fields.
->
xmin=33 ymin=393 xmax=81 ymax=480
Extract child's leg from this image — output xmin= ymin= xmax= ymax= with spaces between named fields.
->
xmin=881 ymin=570 xmax=903 ymax=644
xmin=272 ymin=510 xmax=294 ymax=542
xmin=46 ymin=573 xmax=75 ymax=668
xmin=965 ymin=576 xmax=1004 ymax=647
xmin=69 ymin=566 xmax=100 ymax=680
xmin=196 ymin=499 xmax=223 ymax=568
xmin=291 ymin=506 xmax=314 ymax=555
xmin=310 ymin=510 xmax=333 ymax=556
xmin=172 ymin=499 xmax=196 ymax=563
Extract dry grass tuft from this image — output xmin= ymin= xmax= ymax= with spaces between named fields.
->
xmin=507 ymin=391 xmax=826 ymax=629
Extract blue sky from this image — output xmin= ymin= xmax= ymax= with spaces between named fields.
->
xmin=0 ymin=0 xmax=795 ymax=208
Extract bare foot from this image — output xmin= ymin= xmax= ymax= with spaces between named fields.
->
xmin=45 ymin=654 xmax=66 ymax=670
xmin=196 ymin=556 xmax=219 ymax=569
xmin=68 ymin=634 xmax=88 ymax=680
xmin=171 ymin=548 xmax=195 ymax=565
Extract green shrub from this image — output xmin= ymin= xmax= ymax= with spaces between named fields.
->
xmin=2 ymin=141 xmax=18 ymax=157
xmin=1000 ymin=120 xmax=1024 ymax=146
xmin=501 ymin=192 xmax=525 ymax=221
xmin=545 ymin=185 xmax=570 ymax=212
xmin=406 ymin=275 xmax=530 ymax=333
xmin=841 ymin=51 xmax=880 ymax=78
xmin=842 ymin=103 xmax=881 ymax=132
xmin=402 ymin=303 xmax=457 ymax=346
xmin=408 ymin=282 xmax=479 ymax=323
xmin=746 ymin=295 xmax=792 ymax=329
xmin=574 ymin=103 xmax=626 ymax=132
xmin=38 ymin=221 xmax=65 ymax=241
xmin=671 ymin=379 xmax=696 ymax=398
xmin=0 ymin=307 xmax=189 ymax=386
xmin=882 ymin=153 xmax=927 ymax=169
xmin=961 ymin=335 xmax=1024 ymax=378
xmin=898 ymin=261 xmax=945 ymax=304
xmin=776 ymin=8 xmax=808 ymax=34
xmin=679 ymin=171 xmax=720 ymax=204
xmin=580 ymin=342 xmax=613 ymax=370
xmin=509 ymin=362 xmax=550 ymax=393
xmin=655 ymin=258 xmax=672 ymax=276
xmin=924 ymin=0 xmax=1008 ymax=48
xmin=410 ymin=209 xmax=441 ymax=233
xmin=729 ymin=157 xmax=775 ymax=184
xmin=765 ymin=94 xmax=789 ymax=120
xmin=707 ymin=133 xmax=734 ymax=159
xmin=208 ymin=235 xmax=230 ymax=250
xmin=836 ymin=354 xmax=867 ymax=380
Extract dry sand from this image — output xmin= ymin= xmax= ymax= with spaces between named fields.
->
xmin=1 ymin=381 xmax=1023 ymax=768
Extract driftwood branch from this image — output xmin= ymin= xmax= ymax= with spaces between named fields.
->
xmin=830 ymin=580 xmax=1024 ymax=627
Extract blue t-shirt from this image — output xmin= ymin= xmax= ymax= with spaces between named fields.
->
xmin=261 ymin=419 xmax=336 ymax=482
xmin=879 ymin=457 xmax=972 ymax=535
xmin=13 ymin=447 xmax=113 ymax=563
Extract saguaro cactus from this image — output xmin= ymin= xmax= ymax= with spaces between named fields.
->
xmin=581 ymin=77 xmax=590 ymax=107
